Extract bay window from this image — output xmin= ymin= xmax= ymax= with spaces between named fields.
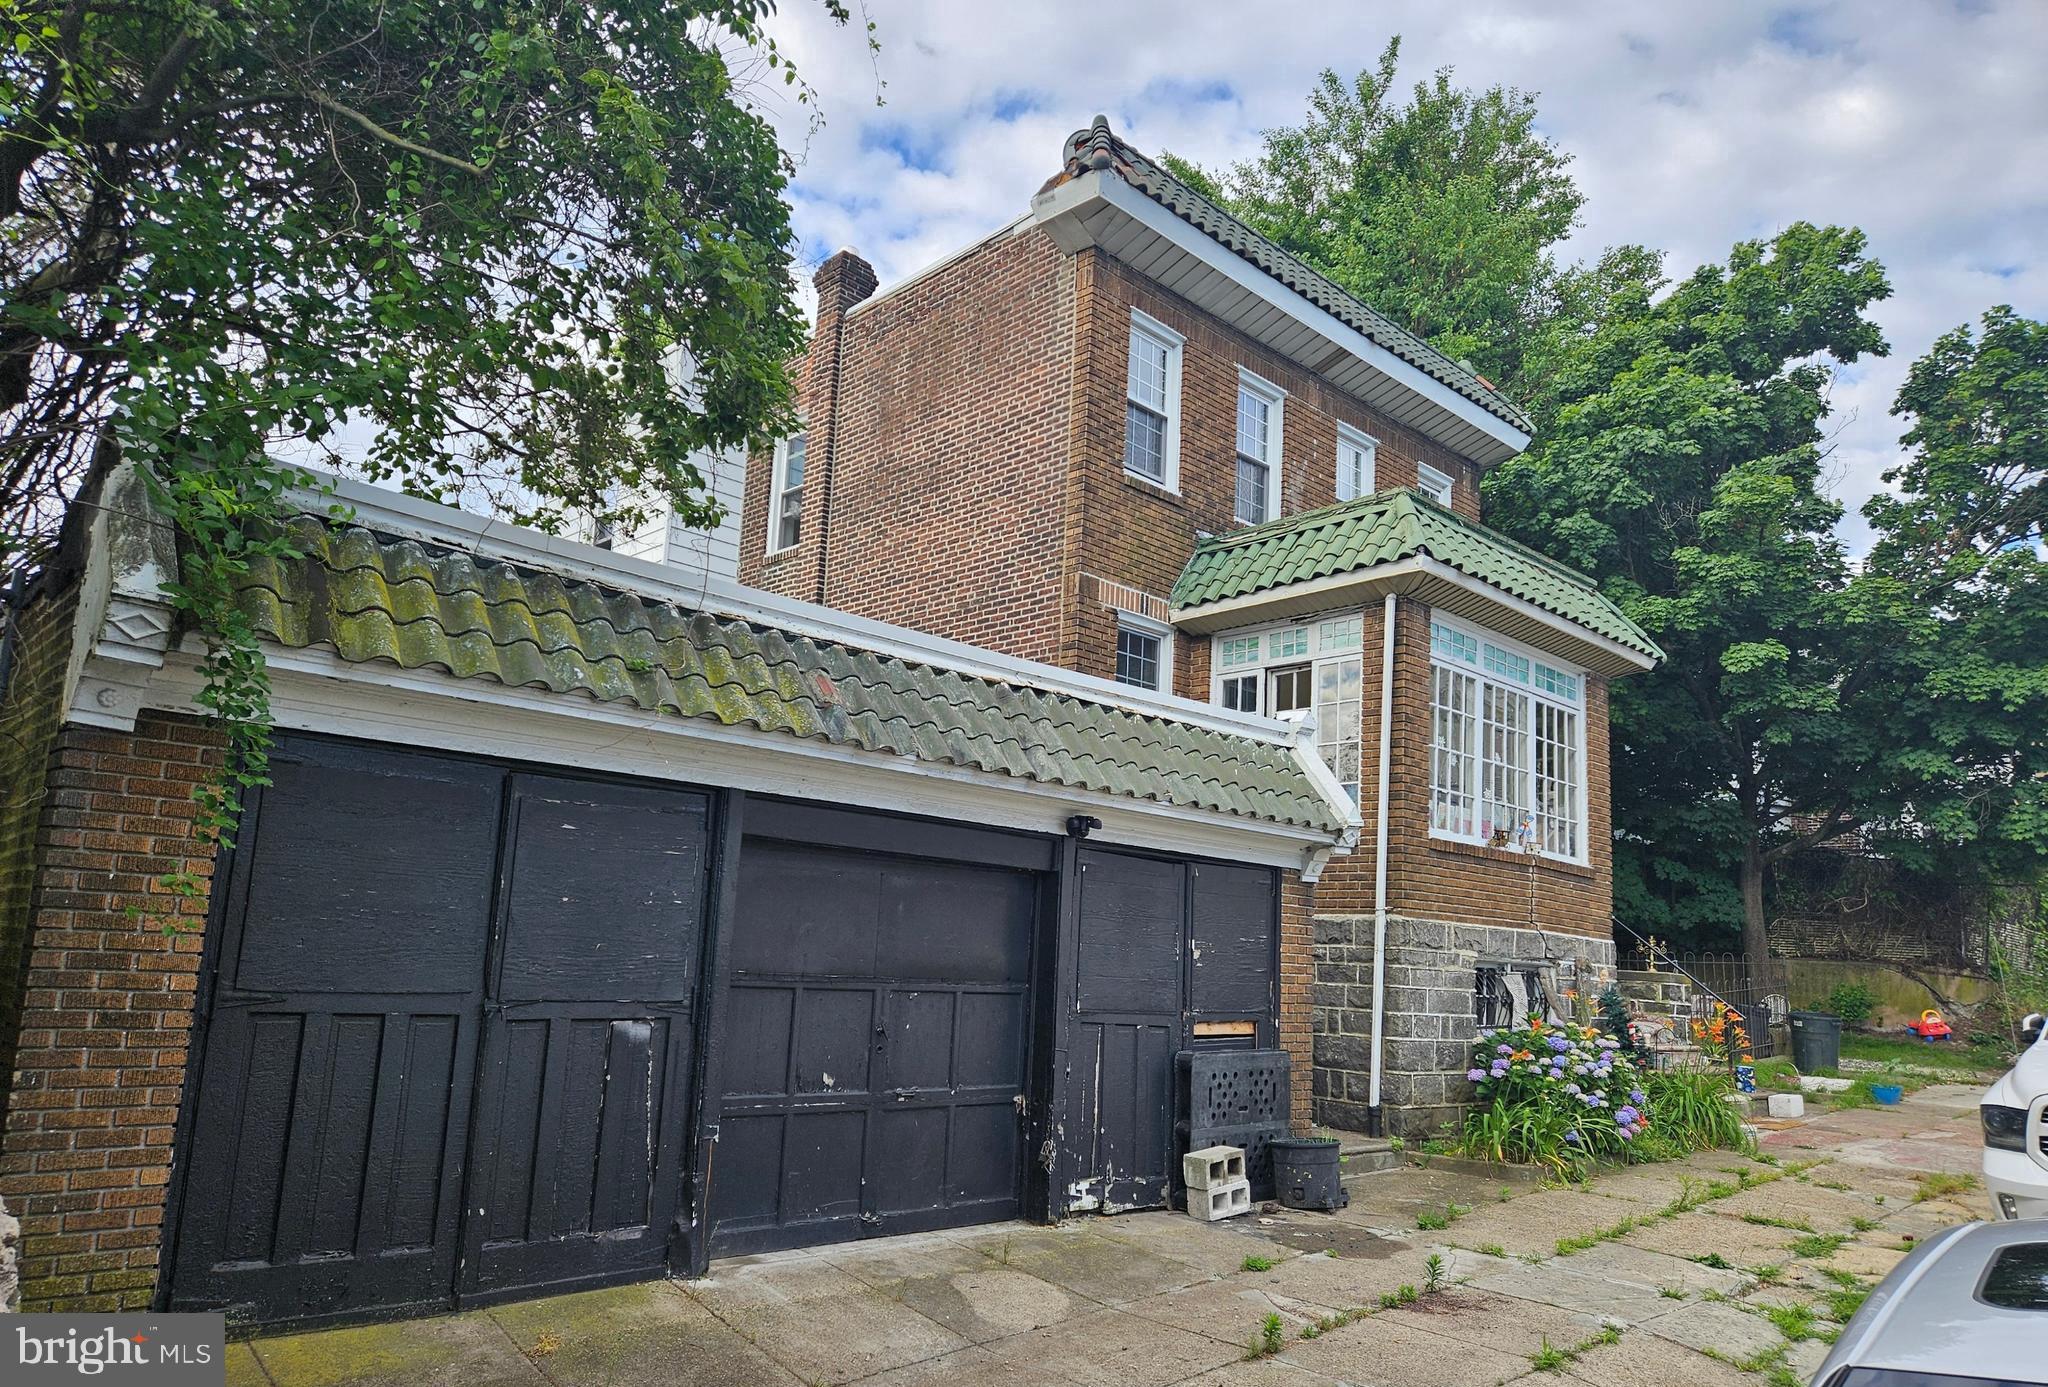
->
xmin=1430 ymin=619 xmax=1584 ymax=860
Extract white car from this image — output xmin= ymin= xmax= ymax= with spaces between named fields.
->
xmin=1982 ymin=1012 xmax=2048 ymax=1221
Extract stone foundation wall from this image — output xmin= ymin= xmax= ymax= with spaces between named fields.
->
xmin=1312 ymin=914 xmax=1617 ymax=1138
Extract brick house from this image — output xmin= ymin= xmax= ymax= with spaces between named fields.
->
xmin=735 ymin=118 xmax=1662 ymax=1137
xmin=0 ymin=465 xmax=1351 ymax=1324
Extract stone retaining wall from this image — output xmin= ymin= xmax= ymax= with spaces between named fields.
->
xmin=1312 ymin=914 xmax=1617 ymax=1138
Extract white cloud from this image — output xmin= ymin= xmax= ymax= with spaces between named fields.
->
xmin=758 ymin=0 xmax=2048 ymax=548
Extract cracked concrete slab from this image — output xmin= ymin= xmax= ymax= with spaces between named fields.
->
xmin=1275 ymin=1308 xmax=1537 ymax=1386
xmin=1463 ymin=1261 xmax=1674 ymax=1325
xmin=250 ymin=1310 xmax=544 ymax=1387
xmin=987 ymin=1227 xmax=1211 ymax=1306
xmin=980 ymin=1307 xmax=1244 ymax=1387
xmin=1547 ymin=1240 xmax=1750 ymax=1296
xmin=1374 ymin=1285 xmax=1606 ymax=1358
xmin=488 ymin=1281 xmax=797 ymax=1387
xmin=1555 ymin=1332 xmax=1758 ymax=1387
xmin=719 ymin=1284 xmax=969 ymax=1384
xmin=877 ymin=1263 xmax=1097 ymax=1343
xmin=1638 ymin=1298 xmax=1785 ymax=1360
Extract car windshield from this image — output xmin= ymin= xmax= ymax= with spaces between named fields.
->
xmin=1980 ymin=1243 xmax=2048 ymax=1311
xmin=1837 ymin=1372 xmax=2041 ymax=1386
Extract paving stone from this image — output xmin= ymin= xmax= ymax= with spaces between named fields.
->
xmin=1433 ymin=1189 xmax=1647 ymax=1259
xmin=1709 ymin=1180 xmax=1880 ymax=1234
xmin=1093 ymin=1209 xmax=1298 ymax=1276
xmin=1256 ymin=1243 xmax=1433 ymax=1314
xmin=683 ymin=1254 xmax=871 ymax=1315
xmin=991 ymin=1228 xmax=1210 ymax=1306
xmin=1620 ymin=1209 xmax=1798 ymax=1264
xmin=876 ymin=1264 xmax=1096 ymax=1343
xmin=1639 ymin=1298 xmax=1785 ymax=1361
xmin=1375 ymin=1286 xmax=1604 ymax=1359
xmin=1171 ymin=1358 xmax=1346 ymax=1386
xmin=819 ymin=1231 xmax=994 ymax=1284
xmin=1819 ymin=1239 xmax=1912 ymax=1280
xmin=252 ymin=1310 xmax=543 ymax=1387
xmin=1786 ymin=1336 xmax=1833 ymax=1381
xmin=1118 ymin=1277 xmax=1310 ymax=1344
xmin=488 ymin=1281 xmax=798 ymax=1387
xmin=1550 ymin=1240 xmax=1748 ymax=1297
xmin=222 ymin=1343 xmax=270 ymax=1387
xmin=1556 ymin=1332 xmax=1757 ymax=1387
xmin=1336 ymin=1169 xmax=1507 ymax=1229
xmin=724 ymin=1284 xmax=968 ymax=1384
xmin=1274 ymin=1309 xmax=1535 ymax=1387
xmin=1462 ymin=1262 xmax=1672 ymax=1325
xmin=981 ymin=1307 xmax=1241 ymax=1387
xmin=852 ymin=1344 xmax=1071 ymax=1387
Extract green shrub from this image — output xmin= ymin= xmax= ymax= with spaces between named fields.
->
xmin=1454 ymin=1022 xmax=1649 ymax=1175
xmin=1823 ymin=983 xmax=1878 ymax=1028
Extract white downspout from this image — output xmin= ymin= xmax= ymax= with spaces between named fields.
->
xmin=1367 ymin=592 xmax=1396 ymax=1136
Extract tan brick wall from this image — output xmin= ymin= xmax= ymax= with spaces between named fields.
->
xmin=1314 ymin=597 xmax=1613 ymax=937
xmin=0 ymin=713 xmax=222 ymax=1311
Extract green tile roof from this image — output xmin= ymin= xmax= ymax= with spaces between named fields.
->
xmin=1171 ymin=490 xmax=1662 ymax=662
xmin=232 ymin=517 xmax=1352 ymax=836
xmin=1062 ymin=118 xmax=1533 ymax=438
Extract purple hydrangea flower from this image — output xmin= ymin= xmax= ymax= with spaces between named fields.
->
xmin=1629 ymin=1088 xmax=1647 ymax=1105
xmin=1467 ymin=1068 xmax=1487 ymax=1081
xmin=1496 ymin=1044 xmax=1514 ymax=1056
xmin=1564 ymin=1130 xmax=1582 ymax=1145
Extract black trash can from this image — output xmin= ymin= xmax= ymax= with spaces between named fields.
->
xmin=1788 ymin=1010 xmax=1842 ymax=1073
xmin=1270 ymin=1137 xmax=1348 ymax=1212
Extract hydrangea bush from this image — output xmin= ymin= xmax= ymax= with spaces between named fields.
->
xmin=1458 ymin=1021 xmax=1653 ymax=1173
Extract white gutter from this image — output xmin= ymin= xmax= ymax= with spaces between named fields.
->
xmin=1368 ymin=592 xmax=1395 ymax=1134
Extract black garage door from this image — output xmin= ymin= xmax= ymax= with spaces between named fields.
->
xmin=167 ymin=739 xmax=713 ymax=1327
xmin=710 ymin=833 xmax=1044 ymax=1255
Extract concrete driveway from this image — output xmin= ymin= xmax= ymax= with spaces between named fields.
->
xmin=224 ymin=1085 xmax=1990 ymax=1387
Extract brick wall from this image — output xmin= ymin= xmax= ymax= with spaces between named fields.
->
xmin=0 ymin=712 xmax=222 ymax=1312
xmin=1279 ymin=871 xmax=1313 ymax=1133
xmin=1313 ymin=597 xmax=1612 ymax=938
xmin=1 ymin=584 xmax=82 ymax=1133
xmin=741 ymin=230 xmax=1078 ymax=664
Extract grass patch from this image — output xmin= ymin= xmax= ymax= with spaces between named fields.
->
xmin=1245 ymin=1312 xmax=1286 ymax=1360
xmin=1749 ymin=1263 xmax=1784 ymax=1283
xmin=1240 ymin=1255 xmax=1276 ymax=1273
xmin=1477 ymin=1242 xmax=1508 ymax=1259
xmin=1763 ymin=1302 xmax=1833 ymax=1343
xmin=1693 ymin=1252 xmax=1734 ymax=1270
xmin=1658 ymin=1284 xmax=1687 ymax=1299
xmin=1743 ymin=1213 xmax=1815 ymax=1233
xmin=1529 ymin=1326 xmax=1623 ymax=1373
xmin=1415 ymin=1202 xmax=1470 ymax=1231
xmin=1915 ymin=1171 xmax=1978 ymax=1203
xmin=1789 ymin=1232 xmax=1849 ymax=1259
xmin=1825 ymin=1283 xmax=1872 ymax=1323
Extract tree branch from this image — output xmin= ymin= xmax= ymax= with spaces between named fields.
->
xmin=306 ymin=93 xmax=486 ymax=177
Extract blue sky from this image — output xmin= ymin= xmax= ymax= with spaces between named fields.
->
xmin=758 ymin=1 xmax=2048 ymax=548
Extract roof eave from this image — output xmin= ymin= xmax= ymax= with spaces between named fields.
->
xmin=1170 ymin=555 xmax=1660 ymax=677
xmin=1031 ymin=169 xmax=1531 ymax=467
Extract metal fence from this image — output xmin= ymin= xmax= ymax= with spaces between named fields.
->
xmin=1616 ymin=928 xmax=1791 ymax=1061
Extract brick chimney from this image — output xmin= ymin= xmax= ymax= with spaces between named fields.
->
xmin=803 ymin=250 xmax=877 ymax=604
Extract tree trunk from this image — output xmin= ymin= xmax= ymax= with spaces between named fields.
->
xmin=1740 ymin=838 xmax=1770 ymax=978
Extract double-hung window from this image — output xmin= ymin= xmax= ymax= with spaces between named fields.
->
xmin=1336 ymin=424 xmax=1377 ymax=502
xmin=1124 ymin=311 xmax=1183 ymax=488
xmin=1115 ymin=612 xmax=1172 ymax=692
xmin=1429 ymin=619 xmax=1584 ymax=859
xmin=1416 ymin=461 xmax=1454 ymax=506
xmin=768 ymin=431 xmax=807 ymax=552
xmin=1235 ymin=370 xmax=1285 ymax=524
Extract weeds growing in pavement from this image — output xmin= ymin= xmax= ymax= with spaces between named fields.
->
xmin=1245 ymin=1313 xmax=1286 ymax=1360
xmin=1790 ymin=1232 xmax=1849 ymax=1259
xmin=1694 ymin=1252 xmax=1734 ymax=1270
xmin=1915 ymin=1172 xmax=1977 ymax=1203
xmin=1241 ymin=1255 xmax=1276 ymax=1273
xmin=1424 ymin=1254 xmax=1446 ymax=1293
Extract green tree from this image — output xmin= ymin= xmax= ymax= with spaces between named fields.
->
xmin=1858 ymin=308 xmax=2048 ymax=889
xmin=2 ymin=0 xmax=855 ymax=901
xmin=1483 ymin=224 xmax=1897 ymax=969
xmin=1163 ymin=37 xmax=1653 ymax=409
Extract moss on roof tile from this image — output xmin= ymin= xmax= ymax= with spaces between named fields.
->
xmin=236 ymin=517 xmax=1349 ymax=836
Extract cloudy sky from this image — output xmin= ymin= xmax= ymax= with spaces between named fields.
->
xmin=754 ymin=1 xmax=2048 ymax=548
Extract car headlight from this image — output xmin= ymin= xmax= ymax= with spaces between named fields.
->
xmin=1983 ymin=1103 xmax=2029 ymax=1152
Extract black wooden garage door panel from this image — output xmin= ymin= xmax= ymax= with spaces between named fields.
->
xmin=712 ymin=843 xmax=1038 ymax=1253
xmin=171 ymin=744 xmax=499 ymax=1320
xmin=464 ymin=777 xmax=708 ymax=1298
xmin=172 ymin=743 xmax=712 ymax=1326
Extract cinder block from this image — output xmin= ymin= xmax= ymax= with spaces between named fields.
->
xmin=1767 ymin=1093 xmax=1805 ymax=1119
xmin=1188 ymin=1179 xmax=1252 ymax=1222
xmin=1182 ymin=1145 xmax=1246 ymax=1191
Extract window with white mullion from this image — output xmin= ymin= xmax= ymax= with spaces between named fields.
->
xmin=1430 ymin=664 xmax=1479 ymax=837
xmin=1315 ymin=657 xmax=1364 ymax=802
xmin=1481 ymin=683 xmax=1531 ymax=842
xmin=1235 ymin=372 xmax=1283 ymax=524
xmin=1534 ymin=702 xmax=1581 ymax=859
xmin=1124 ymin=313 xmax=1181 ymax=487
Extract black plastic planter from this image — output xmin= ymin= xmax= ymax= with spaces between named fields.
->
xmin=1270 ymin=1137 xmax=1348 ymax=1212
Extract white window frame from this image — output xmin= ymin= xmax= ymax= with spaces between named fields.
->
xmin=1114 ymin=610 xmax=1174 ymax=693
xmin=766 ymin=428 xmax=808 ymax=554
xmin=1427 ymin=614 xmax=1588 ymax=864
xmin=1416 ymin=461 xmax=1454 ymax=506
xmin=1336 ymin=423 xmax=1377 ymax=502
xmin=1234 ymin=367 xmax=1286 ymax=524
xmin=1207 ymin=612 xmax=1364 ymax=801
xmin=1124 ymin=310 xmax=1184 ymax=491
